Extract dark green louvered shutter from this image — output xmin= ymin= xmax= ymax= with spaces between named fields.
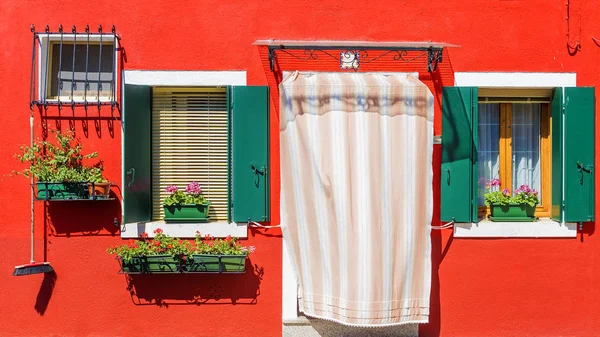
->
xmin=123 ymin=84 xmax=152 ymax=224
xmin=441 ymin=87 xmax=478 ymax=222
xmin=553 ymin=87 xmax=595 ymax=222
xmin=230 ymin=86 xmax=270 ymax=222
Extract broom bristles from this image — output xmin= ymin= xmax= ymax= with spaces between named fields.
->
xmin=13 ymin=262 xmax=54 ymax=276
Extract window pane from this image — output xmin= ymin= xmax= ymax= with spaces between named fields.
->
xmin=50 ymin=43 xmax=114 ymax=99
xmin=512 ymin=103 xmax=541 ymax=200
xmin=478 ymin=103 xmax=500 ymax=205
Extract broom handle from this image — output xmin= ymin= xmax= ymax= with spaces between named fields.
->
xmin=30 ymin=114 xmax=35 ymax=263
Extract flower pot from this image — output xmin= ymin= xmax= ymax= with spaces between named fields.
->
xmin=490 ymin=203 xmax=536 ymax=222
xmin=163 ymin=202 xmax=211 ymax=222
xmin=88 ymin=182 xmax=111 ymax=199
xmin=189 ymin=254 xmax=247 ymax=273
xmin=145 ymin=255 xmax=180 ymax=273
xmin=119 ymin=257 xmax=144 ymax=273
xmin=36 ymin=182 xmax=89 ymax=200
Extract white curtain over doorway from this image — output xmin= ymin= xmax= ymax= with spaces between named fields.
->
xmin=280 ymin=72 xmax=434 ymax=326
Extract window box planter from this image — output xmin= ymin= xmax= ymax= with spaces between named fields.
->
xmin=145 ymin=255 xmax=181 ymax=273
xmin=88 ymin=182 xmax=112 ymax=200
xmin=117 ymin=257 xmax=145 ymax=273
xmin=188 ymin=254 xmax=247 ymax=273
xmin=490 ymin=203 xmax=536 ymax=222
xmin=36 ymin=182 xmax=90 ymax=200
xmin=163 ymin=202 xmax=211 ymax=222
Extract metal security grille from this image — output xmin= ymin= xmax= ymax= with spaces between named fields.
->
xmin=152 ymin=87 xmax=229 ymax=221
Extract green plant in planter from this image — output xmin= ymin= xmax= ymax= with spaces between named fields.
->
xmin=163 ymin=182 xmax=211 ymax=222
xmin=107 ymin=229 xmax=254 ymax=273
xmin=484 ymin=179 xmax=540 ymax=221
xmin=14 ymin=130 xmax=106 ymax=199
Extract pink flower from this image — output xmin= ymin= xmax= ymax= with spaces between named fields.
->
xmin=502 ymin=188 xmax=510 ymax=196
xmin=516 ymin=184 xmax=531 ymax=194
xmin=185 ymin=181 xmax=202 ymax=195
xmin=249 ymin=246 xmax=256 ymax=253
xmin=165 ymin=185 xmax=178 ymax=194
xmin=489 ymin=178 xmax=501 ymax=187
xmin=532 ymin=189 xmax=539 ymax=196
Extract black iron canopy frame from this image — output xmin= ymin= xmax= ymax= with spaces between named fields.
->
xmin=28 ymin=24 xmax=120 ymax=111
xmin=266 ymin=43 xmax=444 ymax=72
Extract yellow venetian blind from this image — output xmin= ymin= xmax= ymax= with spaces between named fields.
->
xmin=152 ymin=87 xmax=229 ymax=222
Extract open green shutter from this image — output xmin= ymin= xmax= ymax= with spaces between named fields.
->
xmin=564 ymin=87 xmax=595 ymax=222
xmin=441 ymin=87 xmax=478 ymax=223
xmin=123 ymin=84 xmax=152 ymax=224
xmin=230 ymin=86 xmax=270 ymax=222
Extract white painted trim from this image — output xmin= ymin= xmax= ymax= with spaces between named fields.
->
xmin=120 ymin=70 xmax=247 ymax=236
xmin=454 ymin=219 xmax=577 ymax=238
xmin=121 ymin=221 xmax=248 ymax=239
xmin=282 ymin=239 xmax=299 ymax=320
xmin=123 ymin=70 xmax=246 ymax=86
xmin=454 ymin=72 xmax=576 ymax=88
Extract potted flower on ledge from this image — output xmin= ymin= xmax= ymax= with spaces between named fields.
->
xmin=484 ymin=178 xmax=540 ymax=222
xmin=14 ymin=130 xmax=110 ymax=200
xmin=163 ymin=182 xmax=211 ymax=222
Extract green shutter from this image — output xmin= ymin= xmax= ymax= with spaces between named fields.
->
xmin=441 ymin=87 xmax=478 ymax=223
xmin=551 ymin=88 xmax=563 ymax=221
xmin=230 ymin=86 xmax=270 ymax=222
xmin=123 ymin=84 xmax=152 ymax=224
xmin=564 ymin=87 xmax=595 ymax=222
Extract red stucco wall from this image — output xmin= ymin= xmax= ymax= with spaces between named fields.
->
xmin=1 ymin=1 xmax=600 ymax=336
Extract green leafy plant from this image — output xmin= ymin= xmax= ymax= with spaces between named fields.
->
xmin=483 ymin=179 xmax=539 ymax=207
xmin=14 ymin=130 xmax=105 ymax=183
xmin=163 ymin=181 xmax=207 ymax=206
xmin=194 ymin=232 xmax=255 ymax=256
xmin=107 ymin=229 xmax=255 ymax=263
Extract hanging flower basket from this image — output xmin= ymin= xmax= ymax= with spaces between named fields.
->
xmin=145 ymin=255 xmax=181 ymax=273
xmin=36 ymin=182 xmax=89 ymax=200
xmin=188 ymin=254 xmax=247 ymax=273
xmin=108 ymin=229 xmax=255 ymax=274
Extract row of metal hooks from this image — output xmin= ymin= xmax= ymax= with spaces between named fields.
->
xmin=29 ymin=24 xmax=120 ymax=113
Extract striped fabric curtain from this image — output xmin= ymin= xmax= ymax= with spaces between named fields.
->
xmin=279 ymin=72 xmax=434 ymax=326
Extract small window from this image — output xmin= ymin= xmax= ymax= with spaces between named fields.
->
xmin=477 ymin=101 xmax=551 ymax=217
xmin=46 ymin=42 xmax=114 ymax=101
xmin=152 ymin=87 xmax=229 ymax=222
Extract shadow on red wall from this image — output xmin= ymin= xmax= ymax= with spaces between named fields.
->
xmin=46 ymin=190 xmax=121 ymax=237
xmin=124 ymin=260 xmax=264 ymax=307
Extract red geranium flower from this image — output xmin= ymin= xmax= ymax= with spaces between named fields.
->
xmin=153 ymin=228 xmax=163 ymax=234
xmin=167 ymin=244 xmax=173 ymax=249
xmin=204 ymin=234 xmax=211 ymax=240
xmin=153 ymin=241 xmax=161 ymax=246
xmin=140 ymin=232 xmax=149 ymax=239
xmin=225 ymin=235 xmax=232 ymax=242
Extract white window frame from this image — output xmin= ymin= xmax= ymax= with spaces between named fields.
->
xmin=38 ymin=34 xmax=119 ymax=103
xmin=120 ymin=70 xmax=247 ymax=239
xmin=453 ymin=72 xmax=577 ymax=238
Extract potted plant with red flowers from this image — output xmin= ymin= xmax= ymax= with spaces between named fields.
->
xmin=163 ymin=182 xmax=211 ymax=222
xmin=107 ymin=228 xmax=194 ymax=273
xmin=188 ymin=232 xmax=254 ymax=273
xmin=484 ymin=179 xmax=539 ymax=221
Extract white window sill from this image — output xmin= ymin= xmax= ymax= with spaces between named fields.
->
xmin=454 ymin=218 xmax=577 ymax=238
xmin=120 ymin=221 xmax=248 ymax=239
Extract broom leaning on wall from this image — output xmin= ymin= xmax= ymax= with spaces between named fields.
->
xmin=13 ymin=113 xmax=54 ymax=276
